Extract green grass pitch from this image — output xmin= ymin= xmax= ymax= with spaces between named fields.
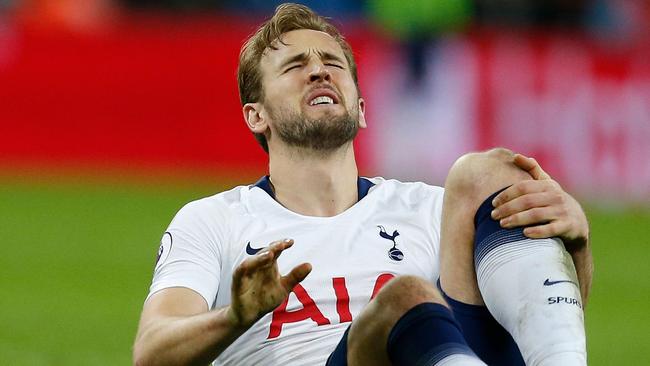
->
xmin=1 ymin=179 xmax=648 ymax=365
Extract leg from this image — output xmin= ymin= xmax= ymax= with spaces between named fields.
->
xmin=440 ymin=148 xmax=586 ymax=365
xmin=440 ymin=148 xmax=532 ymax=305
xmin=343 ymin=275 xmax=485 ymax=366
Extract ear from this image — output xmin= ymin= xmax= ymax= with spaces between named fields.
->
xmin=357 ymin=98 xmax=367 ymax=129
xmin=242 ymin=103 xmax=267 ymax=134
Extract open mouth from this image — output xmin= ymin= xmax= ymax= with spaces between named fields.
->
xmin=306 ymin=88 xmax=340 ymax=107
xmin=309 ymin=96 xmax=335 ymax=106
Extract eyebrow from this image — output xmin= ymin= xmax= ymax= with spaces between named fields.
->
xmin=315 ymin=50 xmax=345 ymax=65
xmin=279 ymin=52 xmax=310 ymax=71
xmin=278 ymin=50 xmax=346 ymax=71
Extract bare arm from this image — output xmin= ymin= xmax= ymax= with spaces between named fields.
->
xmin=133 ymin=239 xmax=312 ymax=366
xmin=491 ymin=154 xmax=593 ymax=304
xmin=564 ymin=236 xmax=593 ymax=306
xmin=133 ymin=288 xmax=245 ymax=366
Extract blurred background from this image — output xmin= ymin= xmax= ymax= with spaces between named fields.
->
xmin=1 ymin=0 xmax=648 ymax=364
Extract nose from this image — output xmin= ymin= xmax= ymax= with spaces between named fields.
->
xmin=308 ymin=63 xmax=331 ymax=83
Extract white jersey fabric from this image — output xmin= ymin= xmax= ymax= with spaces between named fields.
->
xmin=147 ymin=177 xmax=445 ymax=365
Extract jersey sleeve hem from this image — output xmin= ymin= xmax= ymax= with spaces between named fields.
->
xmin=145 ymin=283 xmax=213 ymax=309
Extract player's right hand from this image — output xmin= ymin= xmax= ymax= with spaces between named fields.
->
xmin=228 ymin=239 xmax=312 ymax=328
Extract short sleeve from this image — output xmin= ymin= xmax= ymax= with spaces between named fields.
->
xmin=430 ymin=186 xmax=445 ymax=253
xmin=422 ymin=184 xmax=445 ymax=281
xmin=146 ymin=198 xmax=229 ymax=308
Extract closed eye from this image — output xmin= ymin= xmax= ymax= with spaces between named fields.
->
xmin=284 ymin=64 xmax=302 ymax=73
xmin=325 ymin=63 xmax=344 ymax=69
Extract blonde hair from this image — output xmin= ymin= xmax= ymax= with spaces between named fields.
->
xmin=237 ymin=3 xmax=359 ymax=152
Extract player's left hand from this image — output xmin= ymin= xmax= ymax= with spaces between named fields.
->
xmin=490 ymin=154 xmax=589 ymax=250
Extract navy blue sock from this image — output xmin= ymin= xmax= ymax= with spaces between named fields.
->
xmin=474 ymin=187 xmax=527 ymax=269
xmin=386 ymin=303 xmax=476 ymax=366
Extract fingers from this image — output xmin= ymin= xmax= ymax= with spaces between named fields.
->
xmin=523 ymin=221 xmax=569 ymax=239
xmin=233 ymin=239 xmax=294 ymax=284
xmin=234 ymin=251 xmax=272 ymax=280
xmin=246 ymin=239 xmax=294 ymax=269
xmin=513 ymin=154 xmax=551 ymax=180
xmin=281 ymin=263 xmax=312 ymax=291
xmin=492 ymin=179 xmax=561 ymax=207
xmin=492 ymin=191 xmax=562 ymax=221
xmin=495 ymin=204 xmax=574 ymax=240
xmin=496 ymin=206 xmax=556 ymax=229
xmin=264 ymin=238 xmax=294 ymax=261
xmin=233 ymin=238 xmax=312 ymax=295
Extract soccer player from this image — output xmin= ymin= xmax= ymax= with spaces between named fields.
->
xmin=133 ymin=4 xmax=592 ymax=366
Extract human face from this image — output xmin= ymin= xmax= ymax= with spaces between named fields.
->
xmin=250 ymin=29 xmax=366 ymax=151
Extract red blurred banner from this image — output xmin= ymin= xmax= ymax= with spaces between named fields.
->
xmin=364 ymin=31 xmax=650 ymax=201
xmin=1 ymin=15 xmax=648 ymax=200
xmin=472 ymin=32 xmax=650 ymax=200
xmin=0 ymin=15 xmax=267 ymax=177
xmin=0 ymin=14 xmax=379 ymax=179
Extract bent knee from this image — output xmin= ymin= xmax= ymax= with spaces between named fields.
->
xmin=348 ymin=276 xmax=444 ymax=353
xmin=446 ymin=148 xmax=531 ymax=200
xmin=373 ymin=275 xmax=444 ymax=316
xmin=484 ymin=147 xmax=515 ymax=160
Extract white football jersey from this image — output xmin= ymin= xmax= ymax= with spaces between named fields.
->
xmin=147 ymin=177 xmax=445 ymax=365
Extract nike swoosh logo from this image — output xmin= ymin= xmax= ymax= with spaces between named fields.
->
xmin=246 ymin=242 xmax=263 ymax=255
xmin=544 ymin=279 xmax=578 ymax=287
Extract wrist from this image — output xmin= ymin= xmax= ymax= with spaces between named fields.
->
xmin=224 ymin=304 xmax=258 ymax=331
xmin=225 ymin=306 xmax=246 ymax=330
xmin=563 ymin=231 xmax=589 ymax=253
xmin=564 ymin=204 xmax=590 ymax=253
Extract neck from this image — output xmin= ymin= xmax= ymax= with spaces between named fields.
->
xmin=268 ymin=142 xmax=359 ymax=217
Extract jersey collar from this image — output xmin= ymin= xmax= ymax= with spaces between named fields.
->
xmin=252 ymin=175 xmax=375 ymax=202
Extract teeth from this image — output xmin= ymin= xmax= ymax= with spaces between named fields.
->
xmin=310 ymin=96 xmax=334 ymax=105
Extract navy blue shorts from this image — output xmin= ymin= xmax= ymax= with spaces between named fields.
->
xmin=325 ymin=292 xmax=524 ymax=365
xmin=439 ymin=284 xmax=525 ymax=365
xmin=326 ymin=326 xmax=350 ymax=366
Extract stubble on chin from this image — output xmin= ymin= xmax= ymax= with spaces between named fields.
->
xmin=268 ymin=104 xmax=359 ymax=152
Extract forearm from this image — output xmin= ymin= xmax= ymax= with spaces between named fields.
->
xmin=133 ymin=306 xmax=247 ymax=366
xmin=567 ymin=238 xmax=593 ymax=306
xmin=562 ymin=200 xmax=593 ymax=306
